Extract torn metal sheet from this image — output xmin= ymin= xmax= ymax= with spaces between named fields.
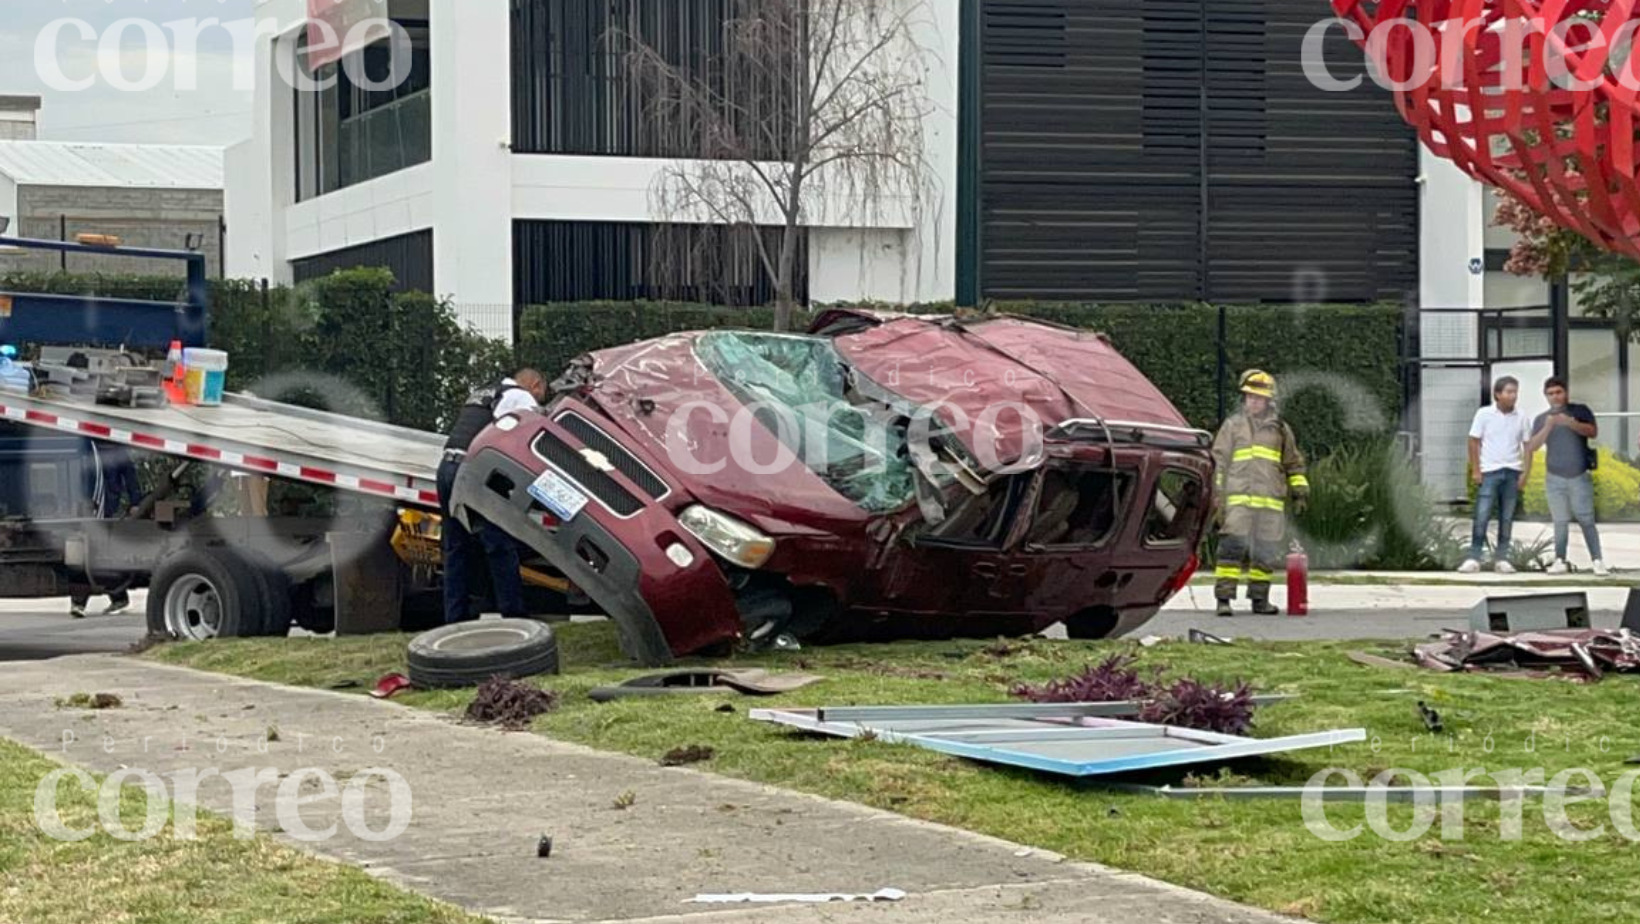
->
xmin=1413 ymin=628 xmax=1640 ymax=680
xmin=1102 ymin=783 xmax=1577 ymax=801
xmin=806 ymin=696 xmax=1291 ymax=724
xmin=686 ymin=888 xmax=907 ymax=905
xmin=589 ymin=669 xmax=823 ymax=702
xmin=750 ymin=703 xmax=1360 ymax=779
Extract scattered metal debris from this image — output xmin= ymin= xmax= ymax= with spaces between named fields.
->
xmin=1414 ymin=628 xmax=1640 ymax=681
xmin=750 ymin=702 xmax=1357 ymax=779
xmin=1105 ymin=783 xmax=1578 ymax=801
xmin=537 ymin=835 xmax=554 ymax=858
xmin=686 ymin=889 xmax=907 ymax=905
xmin=805 ymin=698 xmax=1291 ymax=724
xmin=661 ymin=745 xmax=716 ymax=767
xmin=1347 ymin=650 xmax=1416 ymax=671
xmin=589 ymin=669 xmax=823 ymax=703
xmin=369 ymin=673 xmax=413 ymax=699
xmin=1188 ymin=629 xmax=1233 ymax=646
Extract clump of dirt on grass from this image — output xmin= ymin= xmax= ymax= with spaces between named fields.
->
xmin=57 ymin=692 xmax=123 ymax=710
xmin=660 ymin=745 xmax=715 ymax=767
xmin=465 ymin=677 xmax=559 ymax=730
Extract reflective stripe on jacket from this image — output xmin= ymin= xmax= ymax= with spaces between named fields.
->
xmin=1212 ymin=411 xmax=1308 ymax=514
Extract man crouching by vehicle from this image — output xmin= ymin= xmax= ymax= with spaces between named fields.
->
xmin=440 ymin=371 xmax=547 ymax=624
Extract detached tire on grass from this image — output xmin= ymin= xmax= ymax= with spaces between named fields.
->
xmin=407 ymin=619 xmax=561 ymax=689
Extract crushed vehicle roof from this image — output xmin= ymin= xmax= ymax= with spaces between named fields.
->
xmin=567 ymin=311 xmax=1202 ymax=520
xmin=813 ymin=309 xmax=1198 ymax=466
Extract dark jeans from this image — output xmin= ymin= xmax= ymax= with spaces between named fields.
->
xmin=72 ymin=584 xmax=130 ymax=611
xmin=438 ymin=457 xmax=526 ymax=624
xmin=1470 ymin=468 xmax=1521 ymax=561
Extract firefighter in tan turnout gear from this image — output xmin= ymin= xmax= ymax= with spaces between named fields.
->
xmin=1211 ymin=370 xmax=1309 ymax=617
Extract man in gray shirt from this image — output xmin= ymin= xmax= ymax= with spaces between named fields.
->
xmin=1527 ymin=376 xmax=1607 ymax=575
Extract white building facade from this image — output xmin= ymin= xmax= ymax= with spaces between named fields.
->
xmin=226 ymin=0 xmax=958 ymax=340
xmin=226 ymin=0 xmax=1599 ymax=499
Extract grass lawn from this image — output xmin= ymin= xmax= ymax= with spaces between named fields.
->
xmin=150 ymin=626 xmax=1640 ymax=924
xmin=0 ymin=737 xmax=486 ymax=924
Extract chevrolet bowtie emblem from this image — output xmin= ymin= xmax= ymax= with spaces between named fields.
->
xmin=580 ymin=448 xmax=614 ymax=472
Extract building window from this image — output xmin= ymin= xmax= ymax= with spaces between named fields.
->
xmin=511 ymin=0 xmax=796 ymax=158
xmin=291 ymin=230 xmax=434 ymax=293
xmin=514 ymin=220 xmax=806 ymax=305
xmin=294 ymin=20 xmax=431 ymax=202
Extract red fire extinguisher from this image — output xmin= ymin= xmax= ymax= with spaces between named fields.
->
xmin=1286 ymin=543 xmax=1309 ymax=617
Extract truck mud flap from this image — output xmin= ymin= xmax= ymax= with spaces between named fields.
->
xmin=449 ymin=448 xmax=740 ymax=666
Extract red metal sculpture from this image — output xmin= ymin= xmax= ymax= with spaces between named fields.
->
xmin=1330 ymin=1 xmax=1640 ymax=260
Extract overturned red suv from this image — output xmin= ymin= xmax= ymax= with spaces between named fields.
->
xmin=451 ymin=309 xmax=1214 ymax=665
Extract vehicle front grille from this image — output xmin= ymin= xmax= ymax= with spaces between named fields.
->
xmin=555 ymin=412 xmax=670 ymax=500
xmin=530 ymin=430 xmax=643 ymax=517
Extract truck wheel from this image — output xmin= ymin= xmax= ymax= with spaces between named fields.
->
xmin=407 ymin=619 xmax=560 ymax=689
xmin=146 ymin=549 xmax=271 ymax=641
xmin=236 ymin=551 xmax=292 ymax=638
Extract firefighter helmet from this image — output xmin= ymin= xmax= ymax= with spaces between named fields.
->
xmin=1239 ymin=369 xmax=1276 ymax=399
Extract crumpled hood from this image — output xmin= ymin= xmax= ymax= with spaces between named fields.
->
xmin=566 ymin=334 xmax=870 ymax=533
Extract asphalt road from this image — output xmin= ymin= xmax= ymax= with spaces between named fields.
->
xmin=0 ymin=596 xmax=150 ymax=662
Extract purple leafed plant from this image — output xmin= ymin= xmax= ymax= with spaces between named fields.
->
xmin=1138 ymin=678 xmax=1257 ymax=736
xmin=1011 ymin=654 xmax=1154 ymax=704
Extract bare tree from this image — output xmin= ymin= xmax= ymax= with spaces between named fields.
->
xmin=623 ymin=0 xmax=934 ymax=331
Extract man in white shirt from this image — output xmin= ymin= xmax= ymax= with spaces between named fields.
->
xmin=1460 ymin=376 xmax=1532 ymax=573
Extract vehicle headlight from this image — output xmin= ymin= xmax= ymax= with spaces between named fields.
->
xmin=678 ymin=506 xmax=776 ymax=569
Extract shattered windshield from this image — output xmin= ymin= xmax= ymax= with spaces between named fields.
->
xmin=695 ymin=331 xmax=918 ymax=512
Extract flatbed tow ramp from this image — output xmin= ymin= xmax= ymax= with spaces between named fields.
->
xmin=0 ymin=387 xmax=456 ymax=640
xmin=0 ymin=391 xmax=443 ymax=510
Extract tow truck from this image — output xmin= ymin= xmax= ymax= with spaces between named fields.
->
xmin=0 ymin=236 xmax=521 ymax=639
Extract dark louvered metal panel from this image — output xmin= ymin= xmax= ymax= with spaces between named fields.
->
xmin=290 ymin=230 xmax=433 ymax=293
xmin=511 ymin=0 xmax=793 ymax=159
xmin=977 ymin=0 xmax=1418 ymax=303
xmin=513 ymin=220 xmax=806 ymax=306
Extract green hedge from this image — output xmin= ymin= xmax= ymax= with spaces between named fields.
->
xmin=518 ymin=301 xmax=1405 ymax=457
xmin=1 ymin=269 xmax=1406 ymax=452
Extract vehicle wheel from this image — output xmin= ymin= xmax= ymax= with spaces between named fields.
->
xmin=237 ymin=551 xmax=292 ymax=638
xmin=146 ymin=548 xmax=270 ymax=641
xmin=1063 ymin=606 xmax=1120 ymax=640
xmin=407 ymin=619 xmax=560 ymax=689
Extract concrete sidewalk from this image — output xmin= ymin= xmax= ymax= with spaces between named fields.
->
xmin=0 ymin=656 xmax=1288 ymax=924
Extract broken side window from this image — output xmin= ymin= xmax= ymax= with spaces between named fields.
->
xmin=916 ymin=473 xmax=1033 ymax=548
xmin=1024 ymin=467 xmax=1127 ymax=548
xmin=1144 ymin=469 xmax=1204 ymax=546
xmin=695 ymin=332 xmax=918 ymax=512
